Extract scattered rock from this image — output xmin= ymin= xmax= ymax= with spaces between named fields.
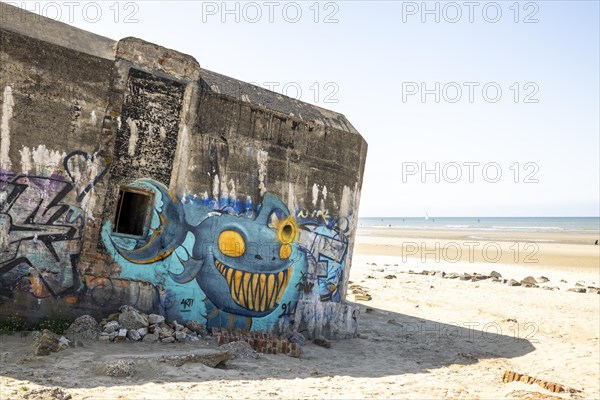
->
xmin=575 ymin=282 xmax=585 ymax=287
xmin=312 ymin=337 xmax=331 ymax=348
xmin=567 ymin=287 xmax=586 ymax=293
xmin=383 ymin=274 xmax=397 ymax=279
xmin=588 ymin=288 xmax=600 ymax=294
xmin=118 ymin=307 xmax=148 ymax=330
xmin=471 ymin=274 xmax=490 ymax=281
xmin=356 ymin=333 xmax=369 ymax=339
xmin=288 ymin=332 xmax=306 ymax=346
xmin=105 ymin=312 xmax=119 ymax=321
xmin=136 ymin=327 xmax=148 ymax=336
xmin=160 ymin=350 xmax=231 ymax=368
xmin=521 ymin=276 xmax=538 ymax=285
xmin=142 ymin=333 xmax=159 ymax=343
xmin=64 ymin=315 xmax=101 ymax=340
xmin=103 ymin=320 xmax=119 ymax=334
xmin=32 ymin=330 xmax=61 ymax=356
xmin=185 ymin=320 xmax=206 ymax=337
xmin=434 ymin=271 xmax=445 ymax=278
xmin=99 ymin=334 xmax=110 ymax=342
xmin=490 ymin=271 xmax=502 ymax=278
xmin=507 ymin=279 xmax=521 ymax=287
xmin=354 ymin=294 xmax=372 ymax=301
xmin=171 ymin=320 xmax=184 ymax=331
xmin=219 ymin=341 xmax=260 ymax=359
xmin=127 ymin=329 xmax=142 ymax=341
xmin=57 ymin=336 xmax=71 ymax=350
xmin=147 ymin=314 xmax=165 ymax=325
xmin=100 ymin=359 xmax=135 ymax=377
xmin=522 ymin=283 xmax=539 ymax=288
xmin=536 ymin=276 xmax=550 ymax=283
xmin=459 ymin=273 xmax=472 ymax=281
xmin=443 ymin=272 xmax=460 ymax=279
xmin=161 ymin=336 xmax=175 ymax=343
xmin=560 ymin=279 xmax=567 ymax=283
xmin=174 ymin=331 xmax=187 ymax=341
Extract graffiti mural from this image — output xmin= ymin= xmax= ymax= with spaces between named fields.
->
xmin=102 ymin=178 xmax=352 ymax=332
xmin=0 ymin=151 xmax=108 ymax=301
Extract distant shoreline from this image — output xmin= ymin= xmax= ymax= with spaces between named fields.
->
xmin=358 ymin=217 xmax=600 ymax=236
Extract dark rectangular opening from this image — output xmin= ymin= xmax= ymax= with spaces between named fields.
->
xmin=113 ymin=188 xmax=152 ymax=236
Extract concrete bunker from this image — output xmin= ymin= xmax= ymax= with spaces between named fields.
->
xmin=0 ymin=3 xmax=368 ymax=339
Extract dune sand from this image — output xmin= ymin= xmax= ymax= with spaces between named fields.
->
xmin=0 ymin=227 xmax=598 ymax=399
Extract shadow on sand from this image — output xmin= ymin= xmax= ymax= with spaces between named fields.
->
xmin=0 ymin=302 xmax=535 ymax=390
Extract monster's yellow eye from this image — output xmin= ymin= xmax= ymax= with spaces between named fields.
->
xmin=278 ymin=217 xmax=297 ymax=244
xmin=218 ymin=230 xmax=245 ymax=257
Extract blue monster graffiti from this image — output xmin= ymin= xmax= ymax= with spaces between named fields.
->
xmin=103 ymin=178 xmax=315 ymax=330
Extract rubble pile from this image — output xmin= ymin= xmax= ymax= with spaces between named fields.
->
xmin=93 ymin=306 xmax=206 ymax=344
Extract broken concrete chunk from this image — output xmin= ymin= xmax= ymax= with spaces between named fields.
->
xmin=65 ymin=315 xmax=101 ymax=340
xmin=118 ymin=308 xmax=148 ymax=330
xmin=148 ymin=314 xmax=165 ymax=324
xmin=104 ymin=320 xmax=119 ymax=333
xmin=32 ymin=330 xmax=61 ymax=356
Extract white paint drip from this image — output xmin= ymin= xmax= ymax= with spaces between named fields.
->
xmin=312 ymin=183 xmax=319 ymax=207
xmin=117 ymin=116 xmax=122 ymax=130
xmin=159 ymin=126 xmax=167 ymax=140
xmin=90 ymin=110 xmax=97 ymax=125
xmin=286 ymin=182 xmax=297 ymax=213
xmin=27 ymin=145 xmax=66 ymax=175
xmin=126 ymin=118 xmax=138 ymax=156
xmin=257 ymin=150 xmax=268 ymax=196
xmin=322 ymin=185 xmax=328 ymax=200
xmin=220 ymin=174 xmax=229 ymax=199
xmin=1 ymin=86 xmax=14 ymax=169
xmin=212 ymin=174 xmax=220 ymax=200
xmin=229 ymin=179 xmax=236 ymax=200
xmin=19 ymin=146 xmax=32 ymax=174
xmin=339 ymin=185 xmax=352 ymax=218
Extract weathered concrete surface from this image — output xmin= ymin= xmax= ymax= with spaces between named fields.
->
xmin=0 ymin=3 xmax=367 ymax=339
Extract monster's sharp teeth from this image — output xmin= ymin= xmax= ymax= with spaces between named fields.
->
xmin=260 ymin=273 xmax=267 ymax=312
xmin=234 ymin=270 xmax=243 ymax=296
xmin=267 ymin=274 xmax=276 ymax=309
xmin=253 ymin=273 xmax=260 ymax=312
xmin=246 ymin=272 xmax=254 ymax=311
xmin=226 ymin=267 xmax=234 ymax=286
xmin=276 ymin=268 xmax=291 ymax=303
xmin=237 ymin=271 xmax=246 ymax=308
xmin=217 ymin=261 xmax=292 ymax=312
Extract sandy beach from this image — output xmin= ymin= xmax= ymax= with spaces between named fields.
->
xmin=1 ymin=227 xmax=599 ymax=399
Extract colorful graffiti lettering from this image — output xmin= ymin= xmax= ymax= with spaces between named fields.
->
xmin=0 ymin=151 xmax=108 ymax=301
xmin=102 ymin=179 xmax=351 ymax=332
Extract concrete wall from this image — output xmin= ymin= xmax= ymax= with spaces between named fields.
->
xmin=0 ymin=4 xmax=367 ymax=338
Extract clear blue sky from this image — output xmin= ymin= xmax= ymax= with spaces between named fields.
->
xmin=13 ymin=1 xmax=600 ymax=217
